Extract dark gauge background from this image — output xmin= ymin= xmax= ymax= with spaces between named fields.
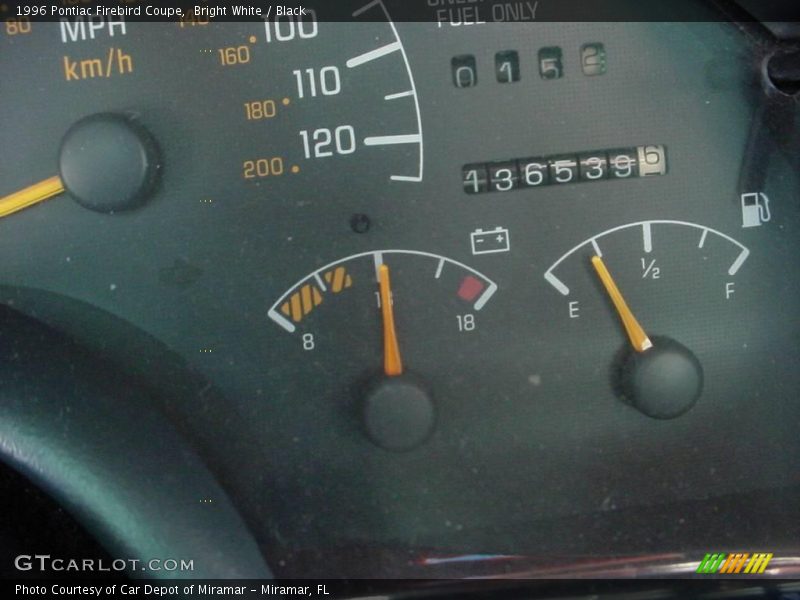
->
xmin=0 ymin=10 xmax=799 ymax=578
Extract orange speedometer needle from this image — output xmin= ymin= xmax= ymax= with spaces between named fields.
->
xmin=378 ymin=264 xmax=404 ymax=377
xmin=591 ymin=255 xmax=653 ymax=353
xmin=0 ymin=176 xmax=65 ymax=219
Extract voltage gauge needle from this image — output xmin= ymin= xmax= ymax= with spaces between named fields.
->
xmin=0 ymin=176 xmax=65 ymax=219
xmin=591 ymin=255 xmax=653 ymax=353
xmin=378 ymin=264 xmax=404 ymax=376
xmin=362 ymin=264 xmax=434 ymax=451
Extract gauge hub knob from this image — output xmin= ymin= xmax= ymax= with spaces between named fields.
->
xmin=362 ymin=375 xmax=435 ymax=452
xmin=621 ymin=336 xmax=703 ymax=419
xmin=58 ymin=112 xmax=160 ymax=213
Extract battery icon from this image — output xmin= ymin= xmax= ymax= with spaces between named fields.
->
xmin=470 ymin=227 xmax=511 ymax=255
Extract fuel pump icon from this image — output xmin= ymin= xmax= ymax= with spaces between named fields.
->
xmin=741 ymin=192 xmax=770 ymax=228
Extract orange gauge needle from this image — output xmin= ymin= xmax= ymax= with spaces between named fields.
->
xmin=591 ymin=255 xmax=653 ymax=353
xmin=378 ymin=263 xmax=404 ymax=377
xmin=0 ymin=176 xmax=64 ymax=219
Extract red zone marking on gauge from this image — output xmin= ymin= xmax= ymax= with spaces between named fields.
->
xmin=457 ymin=275 xmax=485 ymax=302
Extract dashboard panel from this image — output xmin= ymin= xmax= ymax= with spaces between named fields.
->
xmin=0 ymin=0 xmax=799 ymax=580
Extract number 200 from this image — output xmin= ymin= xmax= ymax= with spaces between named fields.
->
xmin=243 ymin=158 xmax=284 ymax=179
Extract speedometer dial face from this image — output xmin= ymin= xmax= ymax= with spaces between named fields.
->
xmin=1 ymin=5 xmax=799 ymax=578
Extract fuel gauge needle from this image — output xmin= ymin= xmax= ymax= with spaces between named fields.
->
xmin=591 ymin=255 xmax=653 ymax=353
xmin=0 ymin=176 xmax=64 ymax=219
xmin=378 ymin=264 xmax=404 ymax=376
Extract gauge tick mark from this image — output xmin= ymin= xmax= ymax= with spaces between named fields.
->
xmin=728 ymin=248 xmax=749 ymax=276
xmin=346 ymin=41 xmax=402 ymax=68
xmin=698 ymin=228 xmax=709 ymax=248
xmin=643 ymin=222 xmax=653 ymax=253
xmin=385 ymin=90 xmax=415 ymax=101
xmin=544 ymin=272 xmax=570 ymax=296
xmin=364 ymin=134 xmax=422 ymax=147
xmin=435 ymin=258 xmax=445 ymax=279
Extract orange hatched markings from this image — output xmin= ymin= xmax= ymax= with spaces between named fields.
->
xmin=280 ymin=284 xmax=323 ymax=323
xmin=324 ymin=267 xmax=352 ymax=293
xmin=279 ymin=267 xmax=353 ymax=324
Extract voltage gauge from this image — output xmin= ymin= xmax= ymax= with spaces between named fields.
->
xmin=268 ymin=250 xmax=498 ymax=451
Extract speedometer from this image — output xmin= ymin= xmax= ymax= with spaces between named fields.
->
xmin=1 ymin=0 xmax=799 ymax=583
xmin=1 ymin=3 xmax=423 ymax=215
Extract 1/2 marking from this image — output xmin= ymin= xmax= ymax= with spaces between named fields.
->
xmin=641 ymin=258 xmax=660 ymax=279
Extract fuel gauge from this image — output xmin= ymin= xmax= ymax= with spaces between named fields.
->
xmin=543 ymin=220 xmax=751 ymax=419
